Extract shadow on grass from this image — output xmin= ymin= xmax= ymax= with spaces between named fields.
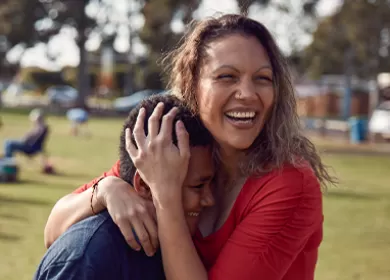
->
xmin=325 ymin=190 xmax=381 ymax=200
xmin=50 ymin=171 xmax=90 ymax=181
xmin=2 ymin=178 xmax=77 ymax=190
xmin=0 ymin=232 xmax=20 ymax=242
xmin=0 ymin=194 xmax=50 ymax=206
xmin=0 ymin=213 xmax=27 ymax=221
xmin=320 ymin=147 xmax=390 ymax=157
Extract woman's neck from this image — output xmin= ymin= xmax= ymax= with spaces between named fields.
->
xmin=217 ymin=145 xmax=245 ymax=183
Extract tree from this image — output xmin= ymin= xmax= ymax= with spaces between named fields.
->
xmin=236 ymin=0 xmax=319 ymax=15
xmin=303 ymin=0 xmax=390 ymax=79
xmin=0 ymin=0 xmax=117 ymax=108
xmin=138 ymin=0 xmax=202 ymax=89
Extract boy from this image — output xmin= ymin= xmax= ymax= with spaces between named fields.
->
xmin=34 ymin=95 xmax=215 ymax=280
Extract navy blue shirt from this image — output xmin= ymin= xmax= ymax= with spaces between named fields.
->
xmin=34 ymin=211 xmax=165 ymax=280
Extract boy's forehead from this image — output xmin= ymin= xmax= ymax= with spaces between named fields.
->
xmin=185 ymin=146 xmax=214 ymax=182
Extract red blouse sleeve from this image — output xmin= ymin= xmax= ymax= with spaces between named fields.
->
xmin=208 ymin=167 xmax=323 ymax=280
xmin=72 ymin=160 xmax=121 ymax=194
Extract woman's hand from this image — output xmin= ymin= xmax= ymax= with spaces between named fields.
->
xmin=96 ymin=176 xmax=159 ymax=256
xmin=125 ymin=102 xmax=191 ymax=207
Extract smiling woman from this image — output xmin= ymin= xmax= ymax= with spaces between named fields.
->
xmin=42 ymin=14 xmax=335 ymax=280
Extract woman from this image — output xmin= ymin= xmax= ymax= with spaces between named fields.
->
xmin=44 ymin=14 xmax=335 ymax=279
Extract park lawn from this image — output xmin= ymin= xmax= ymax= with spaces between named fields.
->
xmin=1 ymin=111 xmax=390 ymax=280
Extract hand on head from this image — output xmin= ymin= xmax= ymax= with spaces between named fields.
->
xmin=126 ymin=102 xmax=191 ymax=207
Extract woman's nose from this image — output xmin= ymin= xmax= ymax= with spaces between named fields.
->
xmin=237 ymin=79 xmax=257 ymax=101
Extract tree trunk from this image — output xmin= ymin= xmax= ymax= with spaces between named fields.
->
xmin=75 ymin=3 xmax=88 ymax=109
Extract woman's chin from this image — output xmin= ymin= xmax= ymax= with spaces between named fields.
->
xmin=222 ymin=139 xmax=256 ymax=152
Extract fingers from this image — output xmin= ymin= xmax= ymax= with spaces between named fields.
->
xmin=160 ymin=107 xmax=178 ymax=142
xmin=133 ymin=107 xmax=146 ymax=150
xmin=115 ymin=218 xmax=141 ymax=251
xmin=142 ymin=214 xmax=159 ymax=250
xmin=125 ymin=128 xmax=137 ymax=158
xmin=148 ymin=102 xmax=165 ymax=139
xmin=131 ymin=219 xmax=156 ymax=256
xmin=176 ymin=120 xmax=190 ymax=158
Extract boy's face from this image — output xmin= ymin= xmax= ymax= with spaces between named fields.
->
xmin=182 ymin=146 xmax=215 ymax=235
xmin=135 ymin=145 xmax=215 ymax=236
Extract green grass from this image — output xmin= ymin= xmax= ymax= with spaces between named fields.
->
xmin=1 ymin=112 xmax=390 ymax=280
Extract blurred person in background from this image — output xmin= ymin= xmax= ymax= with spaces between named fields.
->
xmin=2 ymin=108 xmax=49 ymax=160
xmin=66 ymin=107 xmax=90 ymax=137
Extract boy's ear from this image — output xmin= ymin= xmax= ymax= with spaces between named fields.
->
xmin=133 ymin=171 xmax=152 ymax=200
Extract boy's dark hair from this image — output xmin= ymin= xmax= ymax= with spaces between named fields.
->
xmin=119 ymin=94 xmax=213 ymax=185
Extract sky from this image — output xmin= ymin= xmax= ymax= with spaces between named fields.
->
xmin=6 ymin=0 xmax=342 ymax=70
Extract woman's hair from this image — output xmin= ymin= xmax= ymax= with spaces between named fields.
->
xmin=163 ymin=14 xmax=336 ymax=186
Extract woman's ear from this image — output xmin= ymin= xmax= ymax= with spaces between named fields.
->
xmin=133 ymin=171 xmax=152 ymax=200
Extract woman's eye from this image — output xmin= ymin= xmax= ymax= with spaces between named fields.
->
xmin=192 ymin=184 xmax=205 ymax=189
xmin=256 ymin=76 xmax=273 ymax=82
xmin=217 ymin=74 xmax=235 ymax=80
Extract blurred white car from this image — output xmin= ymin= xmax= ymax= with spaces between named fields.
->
xmin=369 ymin=101 xmax=390 ymax=141
xmin=2 ymin=82 xmax=41 ymax=106
xmin=113 ymin=89 xmax=164 ymax=113
xmin=46 ymin=85 xmax=78 ymax=107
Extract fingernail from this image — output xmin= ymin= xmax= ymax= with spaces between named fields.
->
xmin=147 ymin=251 xmax=155 ymax=257
xmin=177 ymin=120 xmax=184 ymax=129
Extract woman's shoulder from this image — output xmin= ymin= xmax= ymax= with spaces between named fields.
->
xmin=236 ymin=163 xmax=322 ymax=217
xmin=244 ymin=162 xmax=321 ymax=200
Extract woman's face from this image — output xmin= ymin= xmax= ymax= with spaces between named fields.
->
xmin=196 ymin=34 xmax=275 ymax=154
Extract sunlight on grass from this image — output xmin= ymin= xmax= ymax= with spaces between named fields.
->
xmin=1 ymin=111 xmax=389 ymax=280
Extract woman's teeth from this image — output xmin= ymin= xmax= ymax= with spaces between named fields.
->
xmin=225 ymin=111 xmax=256 ymax=120
xmin=187 ymin=212 xmax=200 ymax=217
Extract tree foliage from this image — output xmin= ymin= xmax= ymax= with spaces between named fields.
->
xmin=303 ymin=0 xmax=390 ymax=79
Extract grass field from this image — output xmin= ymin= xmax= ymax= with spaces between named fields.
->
xmin=1 ymin=111 xmax=390 ymax=280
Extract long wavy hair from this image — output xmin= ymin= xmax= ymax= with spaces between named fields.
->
xmin=163 ymin=14 xmax=336 ymax=186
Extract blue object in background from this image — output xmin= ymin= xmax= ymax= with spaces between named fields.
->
xmin=67 ymin=108 xmax=89 ymax=123
xmin=360 ymin=118 xmax=368 ymax=140
xmin=349 ymin=117 xmax=368 ymax=143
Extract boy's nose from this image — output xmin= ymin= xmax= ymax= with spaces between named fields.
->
xmin=201 ymin=187 xmax=215 ymax=207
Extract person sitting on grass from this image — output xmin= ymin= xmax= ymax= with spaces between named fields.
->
xmin=34 ymin=95 xmax=215 ymax=280
xmin=2 ymin=108 xmax=49 ymax=159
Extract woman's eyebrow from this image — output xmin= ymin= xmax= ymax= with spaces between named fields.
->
xmin=254 ymin=65 xmax=273 ymax=73
xmin=212 ymin=65 xmax=240 ymax=74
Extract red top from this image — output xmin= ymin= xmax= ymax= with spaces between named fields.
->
xmin=74 ymin=161 xmax=323 ymax=280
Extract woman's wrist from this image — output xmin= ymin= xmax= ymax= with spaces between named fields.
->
xmin=151 ymin=183 xmax=182 ymax=211
xmin=94 ymin=178 xmax=110 ymax=208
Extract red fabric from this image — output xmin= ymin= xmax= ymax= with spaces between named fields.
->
xmin=194 ymin=164 xmax=323 ymax=280
xmin=73 ymin=161 xmax=323 ymax=280
xmin=72 ymin=161 xmax=121 ymax=193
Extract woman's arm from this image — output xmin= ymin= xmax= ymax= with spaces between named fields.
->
xmin=125 ymin=105 xmax=208 ymax=280
xmin=44 ymin=164 xmax=158 ymax=256
xmin=44 ymin=187 xmax=102 ymax=248
xmin=44 ymin=163 xmax=121 ymax=248
xmin=155 ymin=195 xmax=208 ymax=280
